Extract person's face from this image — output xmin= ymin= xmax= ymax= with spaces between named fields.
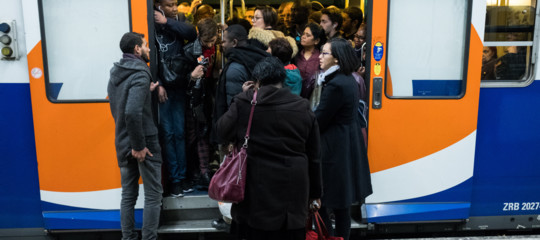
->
xmin=279 ymin=3 xmax=293 ymax=28
xmin=201 ymin=35 xmax=217 ymax=48
xmin=156 ymin=0 xmax=178 ymax=18
xmin=245 ymin=10 xmax=254 ymax=23
xmin=252 ymin=10 xmax=266 ymax=29
xmin=291 ymin=4 xmax=309 ymax=25
xmin=320 ymin=14 xmax=335 ymax=36
xmin=353 ymin=28 xmax=366 ymax=48
xmin=482 ymin=47 xmax=495 ymax=63
xmin=319 ymin=43 xmax=337 ymax=71
xmin=301 ymin=27 xmax=318 ymax=48
xmin=197 ymin=6 xmax=215 ymax=21
xmin=136 ymin=38 xmax=151 ymax=63
xmin=283 ymin=4 xmax=293 ymax=28
xmin=341 ymin=12 xmax=352 ymax=33
xmin=221 ymin=31 xmax=235 ymax=53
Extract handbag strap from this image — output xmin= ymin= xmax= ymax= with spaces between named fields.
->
xmin=242 ymin=90 xmax=257 ymax=149
xmin=314 ymin=211 xmax=331 ymax=238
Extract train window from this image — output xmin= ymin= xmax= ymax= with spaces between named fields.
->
xmin=482 ymin=0 xmax=537 ymax=86
xmin=40 ymin=0 xmax=130 ymax=102
xmin=385 ymin=0 xmax=470 ymax=98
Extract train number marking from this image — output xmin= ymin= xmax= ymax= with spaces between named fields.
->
xmin=521 ymin=202 xmax=540 ymax=211
xmin=503 ymin=202 xmax=540 ymax=211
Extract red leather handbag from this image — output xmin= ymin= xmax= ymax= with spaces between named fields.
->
xmin=208 ymin=91 xmax=257 ymax=203
xmin=306 ymin=211 xmax=344 ymax=240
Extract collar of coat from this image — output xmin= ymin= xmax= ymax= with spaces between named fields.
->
xmin=235 ymin=86 xmax=302 ymax=106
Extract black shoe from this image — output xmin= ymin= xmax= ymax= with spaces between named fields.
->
xmin=198 ymin=172 xmax=210 ymax=190
xmin=211 ymin=218 xmax=229 ymax=231
xmin=170 ymin=182 xmax=184 ymax=197
xmin=182 ymin=180 xmax=194 ymax=193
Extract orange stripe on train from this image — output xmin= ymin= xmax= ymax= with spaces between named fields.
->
xmin=367 ymin=7 xmax=482 ymax=174
xmin=28 ymin=1 xmax=149 ymax=192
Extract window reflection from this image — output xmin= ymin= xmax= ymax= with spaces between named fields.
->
xmin=482 ymin=0 xmax=536 ymax=81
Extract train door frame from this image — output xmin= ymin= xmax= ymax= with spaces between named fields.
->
xmin=25 ymin=0 xmax=152 ymax=230
xmin=364 ymin=0 xmax=481 ymax=224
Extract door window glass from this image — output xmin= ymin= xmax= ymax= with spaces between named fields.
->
xmin=386 ymin=0 xmax=469 ymax=97
xmin=41 ymin=0 xmax=130 ymax=101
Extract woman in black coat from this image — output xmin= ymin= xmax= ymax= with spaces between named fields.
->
xmin=217 ymin=57 xmax=322 ymax=240
xmin=315 ymin=38 xmax=373 ymax=240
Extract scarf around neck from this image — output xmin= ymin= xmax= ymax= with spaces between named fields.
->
xmin=317 ymin=65 xmax=340 ymax=86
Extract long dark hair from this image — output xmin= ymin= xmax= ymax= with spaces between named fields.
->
xmin=329 ymin=38 xmax=359 ymax=75
xmin=305 ymin=22 xmax=326 ymax=49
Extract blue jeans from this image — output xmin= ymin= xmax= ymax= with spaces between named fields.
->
xmin=159 ymin=88 xmax=187 ymax=183
xmin=120 ymin=137 xmax=163 ymax=240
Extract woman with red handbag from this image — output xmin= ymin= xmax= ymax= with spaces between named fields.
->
xmin=315 ymin=38 xmax=373 ymax=240
xmin=216 ymin=57 xmax=322 ymax=240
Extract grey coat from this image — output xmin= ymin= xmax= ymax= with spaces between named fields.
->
xmin=108 ymin=55 xmax=159 ymax=167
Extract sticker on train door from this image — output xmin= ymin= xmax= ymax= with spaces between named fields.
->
xmin=373 ymin=42 xmax=384 ymax=61
xmin=374 ymin=63 xmax=381 ymax=76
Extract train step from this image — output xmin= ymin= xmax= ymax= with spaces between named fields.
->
xmin=158 ymin=195 xmax=368 ymax=233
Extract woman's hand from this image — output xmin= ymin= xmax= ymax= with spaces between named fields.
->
xmin=242 ymin=81 xmax=255 ymax=92
xmin=309 ymin=198 xmax=321 ymax=212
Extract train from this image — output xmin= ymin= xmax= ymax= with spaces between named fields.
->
xmin=1 ymin=0 xmax=539 ymax=238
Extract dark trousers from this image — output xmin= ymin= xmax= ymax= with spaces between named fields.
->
xmin=319 ymin=207 xmax=351 ymax=240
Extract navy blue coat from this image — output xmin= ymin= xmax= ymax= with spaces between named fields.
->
xmin=315 ymin=71 xmax=372 ymax=208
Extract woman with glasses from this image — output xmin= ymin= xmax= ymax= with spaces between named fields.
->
xmin=315 ymin=38 xmax=373 ymax=240
xmin=251 ymin=5 xmax=278 ymax=30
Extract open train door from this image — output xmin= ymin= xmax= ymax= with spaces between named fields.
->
xmin=365 ymin=0 xmax=483 ymax=223
xmin=23 ymin=0 xmax=153 ymax=229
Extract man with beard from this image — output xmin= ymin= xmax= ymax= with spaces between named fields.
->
xmin=108 ymin=32 xmax=162 ymax=240
xmin=341 ymin=7 xmax=363 ymax=41
xmin=320 ymin=7 xmax=343 ymax=40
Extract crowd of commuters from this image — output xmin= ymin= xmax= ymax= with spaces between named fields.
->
xmin=108 ymin=0 xmax=373 ymax=239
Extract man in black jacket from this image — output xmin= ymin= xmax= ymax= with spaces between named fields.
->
xmin=213 ymin=24 xmax=270 ymax=144
xmin=108 ymin=32 xmax=162 ymax=240
xmin=154 ymin=0 xmax=197 ymax=197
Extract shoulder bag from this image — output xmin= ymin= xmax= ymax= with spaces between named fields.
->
xmin=208 ymin=91 xmax=257 ymax=203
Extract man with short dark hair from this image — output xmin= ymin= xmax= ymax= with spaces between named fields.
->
xmin=108 ymin=32 xmax=162 ymax=240
xmin=154 ymin=0 xmax=197 ymax=197
xmin=341 ymin=7 xmax=363 ymax=40
xmin=212 ymin=24 xmax=270 ymax=143
xmin=320 ymin=7 xmax=343 ymax=39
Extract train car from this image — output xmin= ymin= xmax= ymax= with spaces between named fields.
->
xmin=1 ymin=0 xmax=539 ymax=239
